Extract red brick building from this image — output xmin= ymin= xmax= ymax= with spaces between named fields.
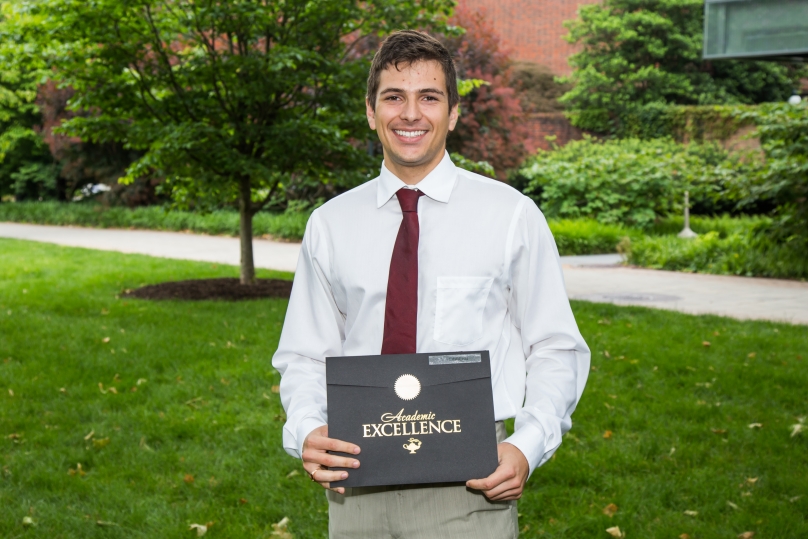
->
xmin=459 ymin=0 xmax=599 ymax=77
xmin=458 ymin=0 xmax=598 ymax=150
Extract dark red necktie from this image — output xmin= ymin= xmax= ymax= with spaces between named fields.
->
xmin=381 ymin=189 xmax=425 ymax=355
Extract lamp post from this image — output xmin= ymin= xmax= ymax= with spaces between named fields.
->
xmin=678 ymin=191 xmax=698 ymax=239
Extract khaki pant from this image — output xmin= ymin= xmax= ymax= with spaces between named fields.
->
xmin=327 ymin=422 xmax=518 ymax=539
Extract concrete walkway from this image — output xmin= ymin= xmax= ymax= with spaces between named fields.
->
xmin=3 ymin=222 xmax=807 ymax=325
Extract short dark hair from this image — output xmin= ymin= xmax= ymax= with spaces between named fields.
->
xmin=366 ymin=30 xmax=458 ymax=112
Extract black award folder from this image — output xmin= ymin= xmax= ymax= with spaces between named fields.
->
xmin=326 ymin=351 xmax=499 ymax=488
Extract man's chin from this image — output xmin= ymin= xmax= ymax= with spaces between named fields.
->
xmin=387 ymin=147 xmax=442 ymax=169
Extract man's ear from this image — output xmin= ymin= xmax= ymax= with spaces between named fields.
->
xmin=366 ymin=98 xmax=377 ymax=130
xmin=448 ymin=103 xmax=459 ymax=132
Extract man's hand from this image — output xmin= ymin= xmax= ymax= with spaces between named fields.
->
xmin=466 ymin=442 xmax=529 ymax=501
xmin=301 ymin=425 xmax=360 ymax=495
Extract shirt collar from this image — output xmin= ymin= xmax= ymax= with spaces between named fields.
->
xmin=376 ymin=151 xmax=457 ymax=208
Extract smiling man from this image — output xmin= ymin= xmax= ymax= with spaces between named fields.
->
xmin=272 ymin=31 xmax=590 ymax=538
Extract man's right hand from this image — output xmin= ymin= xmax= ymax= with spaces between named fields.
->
xmin=302 ymin=425 xmax=360 ymax=494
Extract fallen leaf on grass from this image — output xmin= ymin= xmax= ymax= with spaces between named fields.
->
xmin=603 ymin=402 xmax=614 ymax=410
xmin=93 ymin=438 xmax=110 ymax=449
xmin=789 ymin=495 xmax=802 ymax=503
xmin=262 ymin=393 xmax=272 ymax=400
xmin=84 ymin=430 xmax=95 ymax=441
xmin=747 ymin=352 xmax=756 ymax=358
xmin=790 ymin=418 xmax=805 ymax=438
xmin=140 ymin=437 xmax=153 ymax=451
xmin=96 ymin=520 xmax=117 ymax=527
xmin=702 ymin=341 xmax=711 ymax=347
xmin=748 ymin=423 xmax=762 ymax=429
xmin=684 ymin=510 xmax=698 ymax=516
xmin=605 ymin=526 xmax=623 ymax=538
xmin=603 ymin=430 xmax=613 ymax=439
xmin=521 ymin=524 xmax=530 ymax=533
xmin=68 ymin=463 xmax=86 ymax=477
xmin=22 ymin=516 xmax=35 ymax=527
xmin=136 ymin=378 xmax=147 ymax=385
xmin=603 ymin=350 xmax=611 ymax=358
xmin=185 ymin=397 xmax=204 ymax=409
xmin=8 ymin=389 xmax=13 ymax=397
xmin=59 ymin=387 xmax=67 ymax=394
xmin=272 ymin=516 xmax=293 ymax=538
xmin=184 ymin=474 xmax=195 ymax=484
xmin=711 ymin=428 xmax=727 ymax=435
xmin=189 ymin=523 xmax=208 ymax=537
xmin=239 ymin=498 xmax=248 ymax=505
xmin=271 ymin=385 xmax=281 ymax=394
xmin=737 ymin=532 xmax=755 ymax=539
xmin=745 ymin=477 xmax=758 ymax=485
xmin=727 ymin=501 xmax=739 ymax=510
xmin=98 ymin=383 xmax=118 ymax=395
xmin=679 ymin=534 xmax=690 ymax=539
xmin=286 ymin=470 xmax=300 ymax=479
xmin=102 ymin=337 xmax=110 ymax=343
xmin=602 ymin=503 xmax=618 ymax=517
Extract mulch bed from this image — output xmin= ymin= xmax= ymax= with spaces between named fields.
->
xmin=122 ymin=278 xmax=293 ymax=301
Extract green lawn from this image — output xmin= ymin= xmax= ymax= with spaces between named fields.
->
xmin=1 ymin=239 xmax=806 ymax=538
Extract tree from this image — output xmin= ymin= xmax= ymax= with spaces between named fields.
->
xmin=441 ymin=6 xmax=532 ymax=179
xmin=8 ymin=0 xmax=452 ymax=283
xmin=0 ymin=6 xmax=55 ymax=201
xmin=560 ymin=0 xmax=803 ymax=133
xmin=738 ymin=104 xmax=808 ymax=248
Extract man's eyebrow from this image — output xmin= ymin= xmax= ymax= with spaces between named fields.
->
xmin=379 ymin=87 xmax=446 ymax=96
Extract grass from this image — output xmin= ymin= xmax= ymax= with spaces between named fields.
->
xmin=1 ymin=241 xmax=807 ymax=538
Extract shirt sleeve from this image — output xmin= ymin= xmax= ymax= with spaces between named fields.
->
xmin=503 ymin=197 xmax=591 ymax=474
xmin=271 ymin=210 xmax=345 ymax=459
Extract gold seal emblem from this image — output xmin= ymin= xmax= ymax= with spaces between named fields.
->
xmin=394 ymin=374 xmax=421 ymax=401
xmin=402 ymin=438 xmax=422 ymax=454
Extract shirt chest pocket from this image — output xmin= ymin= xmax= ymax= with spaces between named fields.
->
xmin=433 ymin=276 xmax=494 ymax=346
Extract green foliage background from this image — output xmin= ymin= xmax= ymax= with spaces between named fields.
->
xmin=519 ymin=137 xmax=751 ymax=229
xmin=559 ymin=0 xmax=803 ymax=134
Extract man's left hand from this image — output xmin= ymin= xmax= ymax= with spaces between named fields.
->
xmin=466 ymin=442 xmax=529 ymax=501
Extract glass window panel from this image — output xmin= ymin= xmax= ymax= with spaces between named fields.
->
xmin=704 ymin=0 xmax=808 ymax=59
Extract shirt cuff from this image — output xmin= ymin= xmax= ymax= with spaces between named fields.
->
xmin=503 ymin=423 xmax=546 ymax=475
xmin=296 ymin=417 xmax=328 ymax=459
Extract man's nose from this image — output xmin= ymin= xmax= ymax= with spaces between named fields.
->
xmin=400 ymin=96 xmax=421 ymax=122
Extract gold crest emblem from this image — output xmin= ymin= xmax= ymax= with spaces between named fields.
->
xmin=402 ymin=438 xmax=422 ymax=454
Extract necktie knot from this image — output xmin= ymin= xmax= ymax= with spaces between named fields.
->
xmin=396 ymin=189 xmax=424 ymax=213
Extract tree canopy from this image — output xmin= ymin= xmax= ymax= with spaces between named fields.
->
xmin=560 ymin=0 xmax=803 ymax=133
xmin=6 ymin=0 xmax=453 ymax=282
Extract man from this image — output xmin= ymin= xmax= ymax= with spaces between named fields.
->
xmin=273 ymin=30 xmax=590 ymax=538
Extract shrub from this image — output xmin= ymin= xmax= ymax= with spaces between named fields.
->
xmin=0 ymin=201 xmax=310 ymax=241
xmin=548 ymin=219 xmax=636 ymax=256
xmin=622 ymin=217 xmax=808 ymax=280
xmin=520 ymin=137 xmax=751 ymax=229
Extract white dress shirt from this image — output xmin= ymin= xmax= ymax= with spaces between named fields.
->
xmin=272 ymin=152 xmax=590 ymax=474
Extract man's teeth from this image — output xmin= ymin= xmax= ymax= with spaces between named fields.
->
xmin=394 ymin=130 xmax=426 ymax=138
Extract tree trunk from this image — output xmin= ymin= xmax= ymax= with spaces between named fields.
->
xmin=238 ymin=175 xmax=256 ymax=285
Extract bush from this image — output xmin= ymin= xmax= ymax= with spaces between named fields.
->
xmin=520 ymin=136 xmax=751 ymax=229
xmin=0 ymin=201 xmax=310 ymax=241
xmin=646 ymin=214 xmax=767 ymax=238
xmin=622 ymin=217 xmax=808 ymax=280
xmin=548 ymin=219 xmax=636 ymax=256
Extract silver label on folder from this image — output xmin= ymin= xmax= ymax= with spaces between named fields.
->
xmin=428 ymin=353 xmax=481 ymax=365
